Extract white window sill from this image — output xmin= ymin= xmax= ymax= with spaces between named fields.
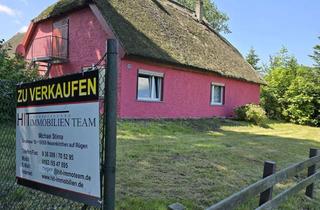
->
xmin=137 ymin=98 xmax=162 ymax=103
xmin=211 ymin=103 xmax=224 ymax=106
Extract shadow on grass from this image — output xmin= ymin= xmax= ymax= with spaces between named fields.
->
xmin=117 ymin=119 xmax=320 ymax=210
xmin=119 ymin=117 xmax=268 ymax=133
xmin=1 ymin=118 xmax=319 ymax=210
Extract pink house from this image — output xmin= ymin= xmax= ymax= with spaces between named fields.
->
xmin=17 ymin=0 xmax=263 ymax=119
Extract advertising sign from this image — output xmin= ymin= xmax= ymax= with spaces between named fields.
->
xmin=16 ymin=70 xmax=101 ymax=206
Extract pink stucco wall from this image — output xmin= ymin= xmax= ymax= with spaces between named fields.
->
xmin=119 ymin=59 xmax=260 ymax=119
xmin=25 ymin=6 xmax=260 ymax=119
xmin=25 ymin=8 xmax=108 ymax=77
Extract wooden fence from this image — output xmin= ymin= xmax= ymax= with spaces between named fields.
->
xmin=169 ymin=148 xmax=320 ymax=210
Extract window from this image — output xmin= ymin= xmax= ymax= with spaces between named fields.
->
xmin=211 ymin=83 xmax=224 ymax=105
xmin=53 ymin=18 xmax=69 ymax=58
xmin=137 ymin=70 xmax=163 ymax=101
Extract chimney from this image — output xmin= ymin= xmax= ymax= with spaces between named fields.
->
xmin=195 ymin=0 xmax=204 ymax=22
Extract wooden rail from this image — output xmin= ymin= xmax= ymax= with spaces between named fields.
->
xmin=256 ymin=171 xmax=320 ymax=210
xmin=168 ymin=148 xmax=320 ymax=210
xmin=206 ymin=148 xmax=320 ymax=210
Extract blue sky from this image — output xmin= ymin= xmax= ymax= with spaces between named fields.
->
xmin=0 ymin=0 xmax=319 ymax=66
xmin=0 ymin=0 xmax=56 ymax=39
xmin=215 ymin=0 xmax=319 ymax=66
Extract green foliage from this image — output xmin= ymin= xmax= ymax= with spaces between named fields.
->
xmin=0 ymin=39 xmax=38 ymax=83
xmin=268 ymin=47 xmax=298 ymax=70
xmin=282 ymin=70 xmax=320 ymax=126
xmin=176 ymin=0 xmax=230 ymax=33
xmin=234 ymin=104 xmax=267 ymax=126
xmin=246 ymin=47 xmax=261 ymax=71
xmin=309 ymin=36 xmax=320 ymax=68
xmin=261 ymin=47 xmax=320 ymax=127
xmin=0 ymin=39 xmax=39 ymax=121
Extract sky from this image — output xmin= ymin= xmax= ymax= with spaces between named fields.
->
xmin=0 ymin=0 xmax=319 ymax=66
xmin=214 ymin=0 xmax=320 ymax=66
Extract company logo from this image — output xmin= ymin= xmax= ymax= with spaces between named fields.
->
xmin=17 ymin=111 xmax=97 ymax=128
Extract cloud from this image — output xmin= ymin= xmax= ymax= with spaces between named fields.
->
xmin=19 ymin=25 xmax=28 ymax=33
xmin=0 ymin=4 xmax=17 ymax=16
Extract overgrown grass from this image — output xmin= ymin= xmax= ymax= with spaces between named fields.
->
xmin=116 ymin=119 xmax=320 ymax=210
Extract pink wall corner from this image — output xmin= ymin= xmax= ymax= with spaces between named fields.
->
xmin=50 ymin=8 xmax=108 ymax=77
xmin=119 ymin=59 xmax=260 ymax=119
xmin=25 ymin=8 xmax=111 ymax=76
xmin=24 ymin=6 xmax=125 ymax=116
xmin=25 ymin=19 xmax=53 ymax=61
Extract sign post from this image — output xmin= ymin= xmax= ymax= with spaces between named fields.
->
xmin=103 ymin=39 xmax=118 ymax=210
xmin=16 ymin=70 xmax=101 ymax=206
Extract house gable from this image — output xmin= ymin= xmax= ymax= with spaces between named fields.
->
xmin=24 ymin=7 xmax=112 ymax=77
xmin=24 ymin=0 xmax=263 ymax=84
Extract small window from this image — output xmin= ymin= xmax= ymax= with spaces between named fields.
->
xmin=211 ymin=83 xmax=224 ymax=105
xmin=53 ymin=18 xmax=69 ymax=58
xmin=137 ymin=70 xmax=163 ymax=101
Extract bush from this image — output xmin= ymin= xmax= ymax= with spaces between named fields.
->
xmin=234 ymin=104 xmax=268 ymax=126
xmin=260 ymin=47 xmax=320 ymax=127
xmin=262 ymin=65 xmax=320 ymax=127
xmin=0 ymin=39 xmax=39 ymax=122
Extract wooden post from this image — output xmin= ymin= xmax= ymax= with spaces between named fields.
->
xmin=306 ymin=148 xmax=318 ymax=198
xmin=259 ymin=161 xmax=276 ymax=206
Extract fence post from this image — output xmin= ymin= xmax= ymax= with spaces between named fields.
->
xmin=259 ymin=161 xmax=276 ymax=206
xmin=305 ymin=148 xmax=319 ymax=198
xmin=103 ymin=39 xmax=118 ymax=210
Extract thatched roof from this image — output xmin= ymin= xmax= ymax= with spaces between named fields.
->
xmin=4 ymin=33 xmax=25 ymax=57
xmin=33 ymin=0 xmax=264 ymax=84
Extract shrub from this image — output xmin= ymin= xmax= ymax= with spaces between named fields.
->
xmin=234 ymin=104 xmax=268 ymax=126
xmin=260 ymin=47 xmax=320 ymax=127
xmin=0 ymin=39 xmax=39 ymax=122
xmin=261 ymin=65 xmax=320 ymax=127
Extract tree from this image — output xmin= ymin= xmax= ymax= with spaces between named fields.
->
xmin=282 ymin=69 xmax=320 ymax=126
xmin=0 ymin=39 xmax=38 ymax=82
xmin=309 ymin=36 xmax=320 ymax=68
xmin=268 ymin=47 xmax=298 ymax=69
xmin=176 ymin=0 xmax=230 ymax=33
xmin=261 ymin=47 xmax=320 ymax=126
xmin=0 ymin=39 xmax=38 ymax=121
xmin=246 ymin=47 xmax=260 ymax=71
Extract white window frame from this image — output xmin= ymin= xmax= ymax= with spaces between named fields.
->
xmin=137 ymin=69 xmax=164 ymax=102
xmin=211 ymin=82 xmax=225 ymax=106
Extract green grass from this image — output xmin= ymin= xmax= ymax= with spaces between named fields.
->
xmin=1 ymin=119 xmax=320 ymax=209
xmin=116 ymin=119 xmax=320 ymax=210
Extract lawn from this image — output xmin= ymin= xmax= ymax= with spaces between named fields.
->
xmin=116 ymin=119 xmax=320 ymax=210
xmin=1 ymin=119 xmax=320 ymax=209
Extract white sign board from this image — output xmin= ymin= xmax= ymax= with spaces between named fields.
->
xmin=16 ymin=71 xmax=101 ymax=206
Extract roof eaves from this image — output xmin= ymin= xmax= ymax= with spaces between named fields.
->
xmin=126 ymin=53 xmax=264 ymax=85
